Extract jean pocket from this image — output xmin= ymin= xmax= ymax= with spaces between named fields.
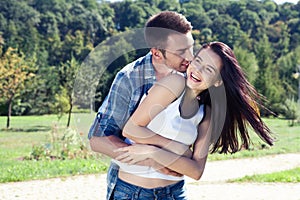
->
xmin=113 ymin=190 xmax=133 ymax=200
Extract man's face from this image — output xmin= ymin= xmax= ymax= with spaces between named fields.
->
xmin=162 ymin=31 xmax=194 ymax=73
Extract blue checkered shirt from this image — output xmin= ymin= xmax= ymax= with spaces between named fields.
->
xmin=88 ymin=52 xmax=155 ymax=200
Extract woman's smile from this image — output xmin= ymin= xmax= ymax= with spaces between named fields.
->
xmin=190 ymin=72 xmax=202 ymax=82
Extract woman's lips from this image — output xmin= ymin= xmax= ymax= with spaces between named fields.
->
xmin=190 ymin=72 xmax=201 ymax=82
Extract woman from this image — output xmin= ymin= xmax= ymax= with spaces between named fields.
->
xmin=113 ymin=42 xmax=274 ymax=199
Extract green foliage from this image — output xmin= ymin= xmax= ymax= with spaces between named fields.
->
xmin=24 ymin=125 xmax=93 ymax=161
xmin=283 ymin=99 xmax=299 ymax=118
xmin=0 ymin=0 xmax=299 ymax=118
xmin=0 ymin=47 xmax=36 ymax=127
xmin=233 ymin=45 xmax=258 ymax=84
xmin=50 ymin=87 xmax=70 ymax=120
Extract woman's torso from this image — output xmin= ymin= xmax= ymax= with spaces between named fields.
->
xmin=115 ymin=92 xmax=205 ymax=188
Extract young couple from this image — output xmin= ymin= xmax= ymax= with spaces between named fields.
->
xmin=88 ymin=11 xmax=274 ymax=200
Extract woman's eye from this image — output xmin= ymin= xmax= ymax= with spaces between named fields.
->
xmin=205 ymin=67 xmax=213 ymax=73
xmin=195 ymin=58 xmax=201 ymax=64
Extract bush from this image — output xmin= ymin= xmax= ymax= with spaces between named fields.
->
xmin=24 ymin=124 xmax=92 ymax=161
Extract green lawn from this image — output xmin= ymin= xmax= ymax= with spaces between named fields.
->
xmin=0 ymin=114 xmax=299 ymax=183
xmin=233 ymin=167 xmax=300 ymax=183
xmin=0 ymin=114 xmax=110 ymax=183
xmin=208 ymin=117 xmax=300 ymax=161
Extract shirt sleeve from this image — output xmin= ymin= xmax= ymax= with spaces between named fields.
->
xmin=88 ymin=71 xmax=132 ymax=139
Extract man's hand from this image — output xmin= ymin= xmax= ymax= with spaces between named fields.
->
xmin=114 ymin=144 xmax=155 ymax=164
xmin=114 ymin=144 xmax=183 ymax=177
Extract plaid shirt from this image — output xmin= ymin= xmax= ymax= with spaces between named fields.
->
xmin=88 ymin=52 xmax=156 ymax=200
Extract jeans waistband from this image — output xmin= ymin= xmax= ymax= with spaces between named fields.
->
xmin=116 ymin=177 xmax=184 ymax=195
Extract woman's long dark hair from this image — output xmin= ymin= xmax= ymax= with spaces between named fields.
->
xmin=198 ymin=42 xmax=274 ymax=154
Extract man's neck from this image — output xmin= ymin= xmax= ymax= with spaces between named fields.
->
xmin=152 ymin=58 xmax=174 ymax=81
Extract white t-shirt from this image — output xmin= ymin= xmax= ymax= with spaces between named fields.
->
xmin=113 ymin=93 xmax=205 ymax=180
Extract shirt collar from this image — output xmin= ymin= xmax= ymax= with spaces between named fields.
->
xmin=144 ymin=52 xmax=156 ymax=81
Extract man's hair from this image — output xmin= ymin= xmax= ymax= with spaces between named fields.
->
xmin=144 ymin=11 xmax=192 ymax=48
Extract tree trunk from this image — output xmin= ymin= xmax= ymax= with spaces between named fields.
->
xmin=6 ymin=99 xmax=12 ymax=129
xmin=67 ymin=96 xmax=73 ymax=128
xmin=90 ymin=97 xmax=93 ymax=114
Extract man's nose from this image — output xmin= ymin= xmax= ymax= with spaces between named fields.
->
xmin=182 ymin=48 xmax=194 ymax=61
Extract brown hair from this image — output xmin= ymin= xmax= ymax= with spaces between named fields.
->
xmin=197 ymin=42 xmax=274 ymax=154
xmin=144 ymin=11 xmax=192 ymax=48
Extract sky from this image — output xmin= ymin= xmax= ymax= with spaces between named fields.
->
xmin=273 ymin=0 xmax=299 ymax=4
xmin=107 ymin=0 xmax=299 ymax=4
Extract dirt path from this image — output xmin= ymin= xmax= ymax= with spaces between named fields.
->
xmin=1 ymin=153 xmax=300 ymax=200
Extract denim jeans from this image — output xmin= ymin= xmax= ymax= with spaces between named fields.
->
xmin=113 ymin=178 xmax=188 ymax=200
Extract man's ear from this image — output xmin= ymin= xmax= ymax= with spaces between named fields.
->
xmin=151 ymin=48 xmax=163 ymax=60
xmin=213 ymin=79 xmax=223 ymax=87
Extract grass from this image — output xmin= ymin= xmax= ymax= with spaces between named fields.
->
xmin=233 ymin=167 xmax=300 ymax=183
xmin=0 ymin=114 xmax=110 ymax=183
xmin=208 ymin=117 xmax=300 ymax=161
xmin=0 ymin=114 xmax=299 ymax=183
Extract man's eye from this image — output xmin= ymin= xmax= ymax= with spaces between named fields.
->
xmin=178 ymin=51 xmax=186 ymax=55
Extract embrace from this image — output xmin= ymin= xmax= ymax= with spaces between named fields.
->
xmin=88 ymin=11 xmax=274 ymax=200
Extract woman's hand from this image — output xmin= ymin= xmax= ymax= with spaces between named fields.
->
xmin=114 ymin=144 xmax=158 ymax=165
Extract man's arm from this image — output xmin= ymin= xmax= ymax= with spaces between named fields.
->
xmin=90 ymin=135 xmax=128 ymax=158
xmin=88 ymin=70 xmax=181 ymax=175
xmin=90 ymin=135 xmax=181 ymax=176
xmin=88 ymin=70 xmax=133 ymax=155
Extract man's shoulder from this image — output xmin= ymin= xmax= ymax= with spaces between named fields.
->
xmin=119 ymin=52 xmax=152 ymax=74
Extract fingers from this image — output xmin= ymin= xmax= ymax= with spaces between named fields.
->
xmin=114 ymin=147 xmax=128 ymax=153
xmin=157 ymin=168 xmax=183 ymax=177
xmin=115 ymin=152 xmax=130 ymax=161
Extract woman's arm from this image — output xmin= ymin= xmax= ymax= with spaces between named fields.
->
xmin=123 ymin=73 xmax=191 ymax=156
xmin=116 ymin=106 xmax=212 ymax=180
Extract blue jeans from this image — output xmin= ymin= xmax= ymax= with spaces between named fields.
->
xmin=113 ymin=177 xmax=188 ymax=200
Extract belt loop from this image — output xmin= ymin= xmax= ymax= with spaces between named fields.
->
xmin=134 ymin=187 xmax=141 ymax=200
xmin=166 ymin=184 xmax=171 ymax=194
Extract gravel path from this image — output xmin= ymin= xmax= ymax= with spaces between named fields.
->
xmin=1 ymin=153 xmax=300 ymax=200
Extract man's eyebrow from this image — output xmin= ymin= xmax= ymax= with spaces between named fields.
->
xmin=176 ymin=45 xmax=193 ymax=52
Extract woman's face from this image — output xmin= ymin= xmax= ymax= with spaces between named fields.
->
xmin=186 ymin=48 xmax=223 ymax=94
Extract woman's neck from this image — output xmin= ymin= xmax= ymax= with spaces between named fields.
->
xmin=180 ymin=87 xmax=200 ymax=118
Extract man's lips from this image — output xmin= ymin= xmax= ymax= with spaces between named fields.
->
xmin=181 ymin=62 xmax=190 ymax=68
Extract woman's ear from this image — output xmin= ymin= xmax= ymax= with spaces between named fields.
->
xmin=213 ymin=79 xmax=223 ymax=87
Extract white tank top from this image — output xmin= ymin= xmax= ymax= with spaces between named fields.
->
xmin=113 ymin=93 xmax=205 ymax=180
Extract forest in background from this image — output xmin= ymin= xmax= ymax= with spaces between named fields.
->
xmin=0 ymin=0 xmax=300 ymax=128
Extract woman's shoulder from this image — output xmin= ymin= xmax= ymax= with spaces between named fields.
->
xmin=155 ymin=73 xmax=186 ymax=97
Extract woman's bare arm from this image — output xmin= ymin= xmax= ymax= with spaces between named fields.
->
xmin=123 ymin=73 xmax=192 ymax=156
xmin=116 ymin=106 xmax=212 ymax=180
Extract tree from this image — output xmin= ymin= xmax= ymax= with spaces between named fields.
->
xmin=59 ymin=56 xmax=80 ymax=127
xmin=233 ymin=45 xmax=258 ymax=84
xmin=0 ymin=47 xmax=35 ymax=128
xmin=238 ymin=10 xmax=261 ymax=35
xmin=254 ymin=35 xmax=284 ymax=116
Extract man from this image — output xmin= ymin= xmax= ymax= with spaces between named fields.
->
xmin=88 ymin=11 xmax=194 ymax=200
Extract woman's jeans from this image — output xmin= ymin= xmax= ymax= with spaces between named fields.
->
xmin=113 ymin=177 xmax=188 ymax=200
